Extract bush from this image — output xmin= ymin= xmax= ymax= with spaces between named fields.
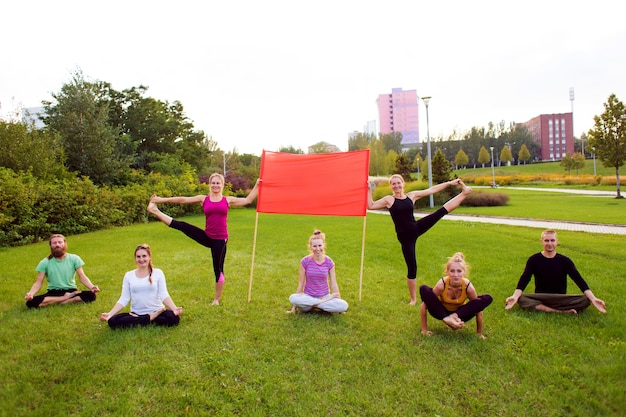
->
xmin=461 ymin=191 xmax=509 ymax=207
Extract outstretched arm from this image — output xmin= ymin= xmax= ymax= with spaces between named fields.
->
xmin=162 ymin=296 xmax=183 ymax=316
xmin=227 ymin=179 xmax=260 ymax=207
xmin=406 ymin=179 xmax=461 ymax=200
xmin=367 ymin=183 xmax=392 ymax=210
xmin=150 ymin=195 xmax=205 ymax=205
xmin=100 ymin=302 xmax=124 ymax=321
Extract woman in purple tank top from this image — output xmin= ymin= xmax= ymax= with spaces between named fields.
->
xmin=148 ymin=173 xmax=259 ymax=305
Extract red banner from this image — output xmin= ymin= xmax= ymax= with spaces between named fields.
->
xmin=257 ymin=150 xmax=370 ymax=216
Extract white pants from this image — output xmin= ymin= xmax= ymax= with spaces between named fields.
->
xmin=289 ymin=293 xmax=348 ymax=313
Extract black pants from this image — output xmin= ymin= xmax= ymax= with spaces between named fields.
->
xmin=107 ymin=310 xmax=180 ymax=329
xmin=397 ymin=207 xmax=449 ymax=279
xmin=420 ymin=285 xmax=493 ymax=322
xmin=169 ymin=219 xmax=227 ymax=282
xmin=26 ymin=289 xmax=96 ymax=308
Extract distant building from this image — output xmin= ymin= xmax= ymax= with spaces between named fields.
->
xmin=376 ymin=88 xmax=419 ymax=148
xmin=308 ymin=141 xmax=341 ymax=154
xmin=364 ymin=120 xmax=376 ymax=136
xmin=521 ymin=113 xmax=573 ymax=161
xmin=22 ymin=106 xmax=45 ymax=129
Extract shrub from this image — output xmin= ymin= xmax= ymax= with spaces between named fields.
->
xmin=461 ymin=191 xmax=509 ymax=207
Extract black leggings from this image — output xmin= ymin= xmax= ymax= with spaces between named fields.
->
xmin=107 ymin=310 xmax=180 ymax=329
xmin=170 ymin=219 xmax=227 ymax=282
xmin=396 ymin=207 xmax=449 ymax=279
xmin=26 ymin=289 xmax=96 ymax=308
xmin=420 ymin=284 xmax=493 ymax=322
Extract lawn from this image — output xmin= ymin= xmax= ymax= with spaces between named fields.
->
xmin=1 ymin=209 xmax=624 ymax=416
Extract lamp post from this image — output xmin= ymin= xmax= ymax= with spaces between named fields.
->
xmin=490 ymin=146 xmax=495 ymax=187
xmin=592 ymin=147 xmax=596 ymax=175
xmin=415 ymin=155 xmax=421 ymax=181
xmin=422 ymin=96 xmax=433 ymax=208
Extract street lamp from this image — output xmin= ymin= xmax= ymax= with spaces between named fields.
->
xmin=592 ymin=146 xmax=596 ymax=175
xmin=490 ymin=146 xmax=496 ymax=187
xmin=422 ymin=96 xmax=433 ymax=208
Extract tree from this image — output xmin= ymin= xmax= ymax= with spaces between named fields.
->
xmin=348 ymin=132 xmax=372 ymax=151
xmin=431 ymin=148 xmax=453 ymax=184
xmin=478 ymin=146 xmax=490 ymax=168
xmin=560 ymin=153 xmax=575 ymax=174
xmin=394 ymin=152 xmax=413 ymax=181
xmin=43 ymin=70 xmax=123 ymax=185
xmin=588 ymin=94 xmax=626 ymax=198
xmin=380 ymin=132 xmax=403 ymax=154
xmin=278 ymin=145 xmax=304 ymax=154
xmin=0 ymin=120 xmax=68 ymax=179
xmin=500 ymin=146 xmax=513 ymax=166
xmin=369 ymin=137 xmax=386 ymax=176
xmin=454 ymin=149 xmax=469 ymax=169
xmin=572 ymin=152 xmax=586 ymax=175
xmin=518 ymin=144 xmax=531 ymax=165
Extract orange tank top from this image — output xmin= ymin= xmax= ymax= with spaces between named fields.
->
xmin=437 ymin=276 xmax=470 ymax=311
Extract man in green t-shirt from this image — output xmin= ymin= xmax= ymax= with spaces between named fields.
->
xmin=25 ymin=234 xmax=100 ymax=308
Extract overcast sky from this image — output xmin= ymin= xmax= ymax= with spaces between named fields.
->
xmin=2 ymin=0 xmax=625 ymax=155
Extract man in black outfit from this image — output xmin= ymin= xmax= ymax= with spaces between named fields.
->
xmin=505 ymin=230 xmax=607 ymax=314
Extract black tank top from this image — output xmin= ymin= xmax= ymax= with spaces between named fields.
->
xmin=388 ymin=197 xmax=416 ymax=234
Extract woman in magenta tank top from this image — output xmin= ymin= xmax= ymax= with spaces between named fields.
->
xmin=148 ymin=173 xmax=259 ymax=305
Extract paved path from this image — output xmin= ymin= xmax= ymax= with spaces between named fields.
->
xmin=368 ymin=186 xmax=626 ymax=235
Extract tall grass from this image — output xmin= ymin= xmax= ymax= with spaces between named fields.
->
xmin=1 ymin=210 xmax=624 ymax=416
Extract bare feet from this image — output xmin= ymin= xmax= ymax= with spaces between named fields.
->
xmin=408 ymin=299 xmax=417 ymax=306
xmin=211 ymin=299 xmax=220 ymax=306
xmin=149 ymin=308 xmax=166 ymax=321
xmin=286 ymin=307 xmax=297 ymax=314
xmin=147 ymin=196 xmax=159 ymax=214
xmin=443 ymin=314 xmax=465 ymax=330
xmin=421 ymin=330 xmax=433 ymax=336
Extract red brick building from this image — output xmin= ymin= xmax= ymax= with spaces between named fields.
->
xmin=521 ymin=113 xmax=574 ymax=161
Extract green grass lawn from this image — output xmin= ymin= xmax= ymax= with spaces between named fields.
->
xmin=1 ymin=209 xmax=624 ymax=416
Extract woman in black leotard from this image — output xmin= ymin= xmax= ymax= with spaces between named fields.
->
xmin=367 ymin=175 xmax=472 ymax=305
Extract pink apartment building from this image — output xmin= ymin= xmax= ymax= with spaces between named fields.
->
xmin=377 ymin=88 xmax=419 ymax=148
xmin=521 ymin=113 xmax=574 ymax=161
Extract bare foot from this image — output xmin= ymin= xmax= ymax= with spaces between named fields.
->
xmin=149 ymin=308 xmax=166 ymax=321
xmin=147 ymin=197 xmax=159 ymax=214
xmin=408 ymin=299 xmax=417 ymax=306
xmin=286 ymin=307 xmax=296 ymax=314
xmin=443 ymin=314 xmax=464 ymax=330
xmin=478 ymin=333 xmax=486 ymax=339
xmin=421 ymin=330 xmax=433 ymax=336
xmin=211 ymin=299 xmax=220 ymax=306
xmin=460 ymin=181 xmax=472 ymax=195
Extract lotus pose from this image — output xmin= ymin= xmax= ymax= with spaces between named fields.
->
xmin=25 ymin=234 xmax=99 ymax=308
xmin=288 ymin=230 xmax=348 ymax=314
xmin=100 ymin=244 xmax=182 ymax=328
xmin=505 ymin=230 xmax=606 ymax=314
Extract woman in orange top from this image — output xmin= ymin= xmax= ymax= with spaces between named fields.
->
xmin=419 ymin=252 xmax=492 ymax=338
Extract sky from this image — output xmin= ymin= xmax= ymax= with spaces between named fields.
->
xmin=2 ymin=0 xmax=625 ymax=156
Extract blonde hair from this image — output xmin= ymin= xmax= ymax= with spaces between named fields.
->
xmin=444 ymin=252 xmax=469 ymax=276
xmin=389 ymin=174 xmax=404 ymax=184
xmin=308 ymin=230 xmax=326 ymax=255
xmin=208 ymin=172 xmax=225 ymax=185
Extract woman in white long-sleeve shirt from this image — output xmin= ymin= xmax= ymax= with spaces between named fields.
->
xmin=100 ymin=244 xmax=182 ymax=329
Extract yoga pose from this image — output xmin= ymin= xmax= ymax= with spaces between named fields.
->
xmin=368 ymin=175 xmax=472 ymax=304
xmin=419 ymin=252 xmax=492 ymax=338
xmin=100 ymin=244 xmax=182 ymax=328
xmin=505 ymin=230 xmax=606 ymax=314
xmin=288 ymin=230 xmax=348 ymax=314
xmin=25 ymin=234 xmax=100 ymax=308
xmin=148 ymin=173 xmax=259 ymax=305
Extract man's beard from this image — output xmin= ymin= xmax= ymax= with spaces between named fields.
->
xmin=51 ymin=247 xmax=66 ymax=258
